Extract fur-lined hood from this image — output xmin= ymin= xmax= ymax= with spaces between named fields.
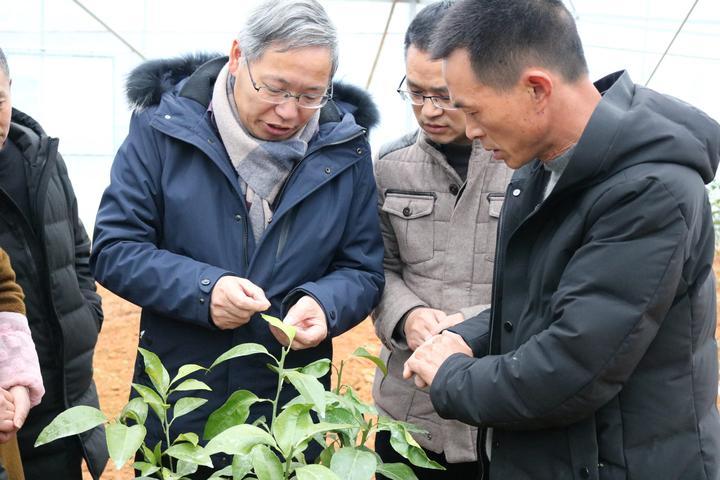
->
xmin=125 ymin=52 xmax=380 ymax=130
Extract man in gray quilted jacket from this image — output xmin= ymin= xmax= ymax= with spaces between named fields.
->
xmin=371 ymin=2 xmax=512 ymax=478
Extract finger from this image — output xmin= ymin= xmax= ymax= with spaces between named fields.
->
xmin=226 ymin=288 xmax=268 ymax=313
xmin=11 ymin=388 xmax=30 ymax=429
xmin=414 ymin=375 xmax=428 ymax=389
xmin=238 ymin=280 xmax=270 ymax=308
xmin=0 ymin=389 xmax=12 ymax=403
xmin=0 ymin=419 xmax=15 ymax=433
xmin=269 ymin=325 xmax=290 ymax=346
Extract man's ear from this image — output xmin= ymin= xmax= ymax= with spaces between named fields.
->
xmin=522 ymin=69 xmax=553 ymax=110
xmin=228 ymin=40 xmax=243 ymax=76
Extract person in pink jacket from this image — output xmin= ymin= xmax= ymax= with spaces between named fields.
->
xmin=0 ymin=247 xmax=44 ymax=479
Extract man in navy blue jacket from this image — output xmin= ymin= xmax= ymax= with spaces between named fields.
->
xmin=90 ymin=0 xmax=383 ymax=473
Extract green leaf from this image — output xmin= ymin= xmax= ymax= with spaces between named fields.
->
xmin=232 ymin=453 xmax=253 ymax=480
xmin=352 ymin=346 xmax=387 ymax=376
xmin=261 ymin=313 xmax=296 ymax=345
xmin=251 ymin=444 xmax=283 ymax=480
xmin=300 ymin=358 xmax=332 ymax=378
xmin=326 ymin=405 xmax=362 ymax=426
xmin=296 ymin=464 xmax=342 ymax=480
xmin=339 ymin=387 xmax=376 ymax=416
xmin=207 ymin=465 xmax=233 ymax=479
xmin=170 ymin=363 xmax=207 ymax=386
xmin=285 ymin=370 xmax=326 ymax=417
xmin=173 ymin=397 xmax=208 ymax=421
xmin=210 ymin=343 xmax=272 ymax=370
xmin=106 ymin=423 xmax=146 ymax=469
xmin=272 ymin=404 xmax=313 ymax=456
xmin=329 ymin=447 xmax=377 ymax=480
xmin=204 ymin=390 xmax=263 ymax=441
xmin=132 ymin=383 xmax=167 ymax=420
xmin=172 ymin=379 xmax=212 ymax=393
xmin=174 ymin=432 xmax=199 ymax=447
xmin=165 ymin=442 xmax=213 ymax=468
xmin=375 ymin=462 xmax=418 ymax=480
xmin=138 ymin=347 xmax=171 ymax=396
xmin=205 ymin=424 xmax=276 ymax=456
xmin=296 ymin=421 xmax=355 ymax=451
xmin=119 ymin=397 xmax=148 ymax=425
xmin=388 ymin=424 xmax=444 ymax=470
xmin=318 ymin=444 xmax=335 ymax=467
xmin=34 ymin=406 xmax=107 ymax=447
xmin=140 ymin=444 xmax=156 ymax=464
xmin=152 ymin=441 xmax=163 ymax=466
xmin=132 ymin=461 xmax=160 ymax=477
xmin=175 ymin=459 xmax=200 ymax=477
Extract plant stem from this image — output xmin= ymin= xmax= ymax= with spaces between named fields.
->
xmin=161 ymin=392 xmax=173 ymax=473
xmin=334 ymin=360 xmax=345 ymax=395
xmin=271 ymin=346 xmax=290 ymax=425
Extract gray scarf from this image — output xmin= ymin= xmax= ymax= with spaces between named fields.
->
xmin=212 ymin=63 xmax=320 ymax=242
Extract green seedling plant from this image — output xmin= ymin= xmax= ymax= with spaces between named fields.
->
xmin=36 ymin=314 xmax=443 ymax=479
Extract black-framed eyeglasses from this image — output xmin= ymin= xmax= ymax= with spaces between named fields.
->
xmin=396 ymin=75 xmax=457 ymax=111
xmin=245 ymin=59 xmax=332 ymax=110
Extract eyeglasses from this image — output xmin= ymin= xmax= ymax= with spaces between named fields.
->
xmin=396 ymin=75 xmax=457 ymax=111
xmin=245 ymin=60 xmax=333 ymax=110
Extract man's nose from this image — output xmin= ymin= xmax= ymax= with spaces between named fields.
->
xmin=421 ymin=98 xmax=443 ymax=117
xmin=274 ymin=100 xmax=300 ymax=120
xmin=465 ymin=120 xmax=485 ymax=140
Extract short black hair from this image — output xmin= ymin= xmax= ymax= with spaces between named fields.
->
xmin=404 ymin=1 xmax=455 ymax=54
xmin=431 ymin=0 xmax=588 ymax=89
xmin=0 ymin=48 xmax=8 ymax=77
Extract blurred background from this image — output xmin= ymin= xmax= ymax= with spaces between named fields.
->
xmin=1 ymin=0 xmax=719 ymax=232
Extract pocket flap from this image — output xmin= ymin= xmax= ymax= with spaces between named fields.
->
xmin=488 ymin=194 xmax=505 ymax=218
xmin=382 ymin=192 xmax=435 ymax=220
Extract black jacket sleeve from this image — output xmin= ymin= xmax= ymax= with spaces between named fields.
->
xmin=448 ymin=308 xmax=491 ymax=357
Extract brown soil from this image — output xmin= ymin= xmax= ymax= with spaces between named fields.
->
xmin=85 ymin=257 xmax=720 ymax=479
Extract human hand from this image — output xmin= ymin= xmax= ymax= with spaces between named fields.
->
xmin=403 ymin=330 xmax=473 ymax=388
xmin=404 ymin=308 xmax=447 ymax=351
xmin=272 ymin=296 xmax=328 ymax=350
xmin=0 ymin=387 xmax=16 ymax=443
xmin=10 ymin=386 xmax=30 ymax=430
xmin=431 ymin=312 xmax=465 ymax=335
xmin=210 ymin=276 xmax=271 ymax=330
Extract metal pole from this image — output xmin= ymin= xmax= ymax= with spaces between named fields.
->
xmin=71 ymin=0 xmax=146 ymax=60
xmin=645 ymin=0 xmax=700 ymax=87
xmin=366 ymin=0 xmax=399 ymax=89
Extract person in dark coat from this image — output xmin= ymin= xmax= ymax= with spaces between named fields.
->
xmin=0 ymin=48 xmax=107 ymax=480
xmin=403 ymin=1 xmax=720 ymax=479
xmin=90 ymin=0 xmax=384 ymax=474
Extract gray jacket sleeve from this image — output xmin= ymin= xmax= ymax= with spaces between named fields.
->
xmin=371 ymin=161 xmax=426 ymax=351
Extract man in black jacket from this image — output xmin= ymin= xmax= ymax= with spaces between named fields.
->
xmin=0 ymin=48 xmax=107 ymax=480
xmin=404 ymin=1 xmax=720 ymax=479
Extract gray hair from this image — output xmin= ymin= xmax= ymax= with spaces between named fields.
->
xmin=0 ymin=48 xmax=8 ymax=77
xmin=238 ymin=0 xmax=339 ymax=76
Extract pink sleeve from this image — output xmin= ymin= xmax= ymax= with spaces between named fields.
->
xmin=0 ymin=312 xmax=45 ymax=407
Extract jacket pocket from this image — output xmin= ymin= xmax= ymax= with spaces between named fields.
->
xmin=485 ymin=192 xmax=505 ymax=262
xmin=382 ymin=191 xmax=436 ymax=264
